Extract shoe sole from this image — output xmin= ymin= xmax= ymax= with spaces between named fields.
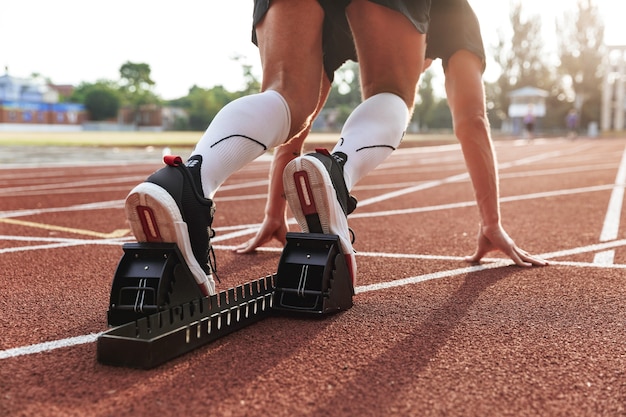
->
xmin=125 ymin=182 xmax=216 ymax=296
xmin=283 ymin=155 xmax=357 ymax=284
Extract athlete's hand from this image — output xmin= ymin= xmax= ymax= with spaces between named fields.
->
xmin=234 ymin=217 xmax=288 ymax=254
xmin=465 ymin=223 xmax=548 ymax=267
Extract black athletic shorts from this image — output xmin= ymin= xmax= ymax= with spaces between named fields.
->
xmin=425 ymin=0 xmax=486 ymax=72
xmin=252 ymin=0 xmax=431 ymax=82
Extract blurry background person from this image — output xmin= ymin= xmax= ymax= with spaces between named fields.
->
xmin=566 ymin=108 xmax=579 ymax=138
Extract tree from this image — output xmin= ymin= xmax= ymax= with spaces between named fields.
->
xmin=431 ymin=99 xmax=453 ymax=129
xmin=322 ymin=62 xmax=362 ymax=129
xmin=325 ymin=63 xmax=361 ymax=105
xmin=118 ymin=61 xmax=160 ymax=127
xmin=118 ymin=61 xmax=160 ymax=106
xmin=556 ymin=0 xmax=605 ymax=127
xmin=491 ymin=3 xmax=554 ymax=125
xmin=72 ymin=82 xmax=121 ymax=121
xmin=412 ymin=69 xmax=436 ymax=130
xmin=232 ymin=54 xmax=261 ymax=96
xmin=84 ymin=88 xmax=121 ymax=121
xmin=119 ymin=62 xmax=154 ymax=94
xmin=182 ymin=85 xmax=238 ymax=131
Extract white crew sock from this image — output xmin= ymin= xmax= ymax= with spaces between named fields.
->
xmin=191 ymin=90 xmax=291 ymax=198
xmin=332 ymin=92 xmax=409 ymax=190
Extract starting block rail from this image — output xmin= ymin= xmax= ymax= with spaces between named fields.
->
xmin=97 ymin=275 xmax=275 ymax=369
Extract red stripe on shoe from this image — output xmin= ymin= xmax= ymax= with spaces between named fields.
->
xmin=137 ymin=205 xmax=162 ymax=242
xmin=294 ymin=171 xmax=318 ymax=216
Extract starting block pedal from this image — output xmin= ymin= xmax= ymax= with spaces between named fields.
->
xmin=107 ymin=242 xmax=204 ymax=326
xmin=273 ymin=232 xmax=354 ymax=314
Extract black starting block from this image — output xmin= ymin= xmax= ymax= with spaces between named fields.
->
xmin=99 ymin=232 xmax=353 ymax=368
xmin=107 ymin=242 xmax=204 ymax=326
xmin=273 ymin=232 xmax=354 ymax=314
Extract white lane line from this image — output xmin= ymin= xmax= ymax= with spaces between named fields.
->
xmin=209 ymin=184 xmax=615 ymax=242
xmin=0 ymin=176 xmax=147 ymax=195
xmin=218 ymin=179 xmax=269 ymax=191
xmin=0 ymin=235 xmax=131 ymax=244
xmin=594 ymin=251 xmax=616 ymax=264
xmin=0 ymin=235 xmax=132 ymax=254
xmin=540 ymin=238 xmax=626 ymax=258
xmin=599 ymin=146 xmax=626 ymax=241
xmin=356 ymin=261 xmax=511 ymax=294
xmin=0 ymin=333 xmax=103 ymax=360
xmin=594 ymin=146 xmax=626 ymax=265
xmin=358 ymin=172 xmax=469 ymax=207
xmin=0 ymin=157 xmax=612 ymax=217
xmin=0 ymin=141 xmax=619 ymax=360
xmin=352 ymin=184 xmax=614 ymax=220
xmin=0 ymin=200 xmax=124 ymax=219
xmin=358 ymin=146 xmax=590 ymax=208
xmin=3 ymin=238 xmax=626 ymax=361
xmin=212 ymin=244 xmax=626 ymax=268
xmin=11 ymin=182 xmax=594 ymax=247
xmin=1 ymin=181 xmax=618 ymax=253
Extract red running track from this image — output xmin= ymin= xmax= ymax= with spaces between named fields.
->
xmin=1 ymin=137 xmax=625 ymax=416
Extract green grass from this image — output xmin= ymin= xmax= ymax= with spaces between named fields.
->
xmin=0 ymin=131 xmax=202 ymax=147
xmin=0 ymin=130 xmax=459 ymax=148
xmin=3 ymin=127 xmax=622 ymax=149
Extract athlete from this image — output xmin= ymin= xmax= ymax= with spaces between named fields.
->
xmin=234 ymin=0 xmax=548 ymax=268
xmin=124 ymin=0 xmax=432 ymax=295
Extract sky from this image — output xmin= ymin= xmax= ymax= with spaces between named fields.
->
xmin=1 ymin=0 xmax=625 ymax=100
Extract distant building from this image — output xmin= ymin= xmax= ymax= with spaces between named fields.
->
xmin=0 ymin=72 xmax=86 ymax=130
xmin=507 ymin=86 xmax=549 ymax=136
xmin=49 ymin=84 xmax=76 ymax=100
xmin=161 ymin=106 xmax=189 ymax=130
xmin=0 ymin=71 xmax=182 ymax=132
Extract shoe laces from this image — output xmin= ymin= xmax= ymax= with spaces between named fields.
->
xmin=208 ymin=227 xmax=220 ymax=283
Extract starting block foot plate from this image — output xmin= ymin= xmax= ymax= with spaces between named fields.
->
xmin=273 ymin=232 xmax=354 ymax=314
xmin=107 ymin=242 xmax=204 ymax=326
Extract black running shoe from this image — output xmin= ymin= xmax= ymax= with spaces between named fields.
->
xmin=283 ymin=148 xmax=358 ymax=284
xmin=125 ymin=155 xmax=217 ymax=296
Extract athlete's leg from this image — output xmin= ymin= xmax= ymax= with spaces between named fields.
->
xmin=347 ymin=0 xmax=425 ymax=106
xmin=192 ymin=0 xmax=326 ymax=198
xmin=235 ymin=75 xmax=333 ymax=254
xmin=335 ymin=0 xmax=427 ymax=188
xmin=283 ymin=1 xmax=428 ymax=284
xmin=256 ymin=0 xmax=327 ymax=138
xmin=125 ymin=0 xmax=327 ymax=295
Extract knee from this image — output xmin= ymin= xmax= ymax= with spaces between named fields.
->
xmin=285 ymin=96 xmax=320 ymax=138
xmin=263 ymin=86 xmax=320 ymax=138
xmin=361 ymin=81 xmax=418 ymax=109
